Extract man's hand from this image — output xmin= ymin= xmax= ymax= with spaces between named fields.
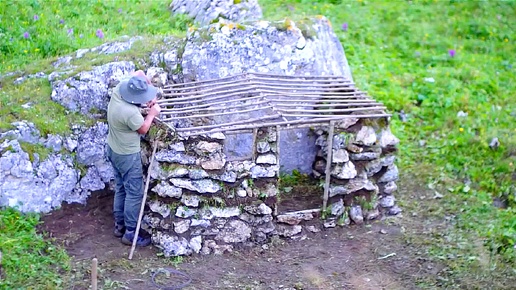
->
xmin=148 ymin=103 xmax=161 ymax=117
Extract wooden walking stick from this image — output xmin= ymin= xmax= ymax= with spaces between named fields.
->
xmin=129 ymin=140 xmax=159 ymax=260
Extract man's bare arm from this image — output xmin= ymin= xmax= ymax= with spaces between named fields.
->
xmin=137 ymin=104 xmax=161 ymax=134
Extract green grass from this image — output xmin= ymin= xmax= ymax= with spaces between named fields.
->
xmin=0 ymin=0 xmax=515 ymax=288
xmin=0 ymin=208 xmax=70 ymax=289
xmin=259 ymin=0 xmax=516 ymax=283
xmin=0 ymin=0 xmax=191 ymax=71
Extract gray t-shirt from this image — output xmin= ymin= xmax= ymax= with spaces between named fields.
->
xmin=107 ymin=81 xmax=144 ymax=155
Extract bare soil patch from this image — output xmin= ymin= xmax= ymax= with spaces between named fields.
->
xmin=39 ymin=189 xmax=441 ymax=290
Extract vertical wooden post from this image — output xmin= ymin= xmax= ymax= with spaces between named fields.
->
xmin=252 ymin=128 xmax=258 ymax=162
xmin=275 ymin=125 xmax=281 ymax=216
xmin=322 ymin=121 xmax=335 ymax=213
xmin=91 ymin=258 xmax=98 ymax=290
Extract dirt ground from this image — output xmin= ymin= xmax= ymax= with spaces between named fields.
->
xmin=39 ymin=189 xmax=442 ymax=290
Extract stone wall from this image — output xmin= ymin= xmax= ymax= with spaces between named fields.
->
xmin=141 ymin=117 xmax=400 ymax=257
xmin=143 ymin=126 xmax=280 ymax=256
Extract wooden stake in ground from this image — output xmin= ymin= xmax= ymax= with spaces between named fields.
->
xmin=91 ymin=258 xmax=98 ymax=290
xmin=322 ymin=121 xmax=335 ymax=212
xmin=129 ymin=141 xmax=158 ymax=260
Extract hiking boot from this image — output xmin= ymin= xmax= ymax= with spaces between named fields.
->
xmin=113 ymin=222 xmax=125 ymax=238
xmin=121 ymin=230 xmax=152 ymax=247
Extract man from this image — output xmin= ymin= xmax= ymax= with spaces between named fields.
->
xmin=106 ymin=70 xmax=161 ymax=247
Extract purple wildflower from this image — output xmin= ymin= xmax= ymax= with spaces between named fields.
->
xmin=341 ymin=22 xmax=348 ymax=31
xmin=59 ymin=19 xmax=65 ymax=24
xmin=23 ymin=32 xmax=30 ymax=39
xmin=118 ymin=8 xmax=123 ymax=13
xmin=96 ymin=29 xmax=104 ymax=39
xmin=33 ymin=15 xmax=39 ymax=21
xmin=448 ymin=49 xmax=456 ymax=58
xmin=67 ymin=28 xmax=73 ymax=36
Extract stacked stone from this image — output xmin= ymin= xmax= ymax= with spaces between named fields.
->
xmin=143 ymin=130 xmax=280 ymax=257
xmin=313 ymin=118 xmax=401 ymax=227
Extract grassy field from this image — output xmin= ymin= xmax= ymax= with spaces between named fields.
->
xmin=1 ymin=0 xmax=515 ymax=288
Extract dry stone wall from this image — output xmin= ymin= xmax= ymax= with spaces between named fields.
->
xmin=142 ymin=126 xmax=280 ymax=256
xmin=140 ymin=117 xmax=400 ymax=256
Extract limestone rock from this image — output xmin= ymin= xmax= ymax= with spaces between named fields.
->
xmin=382 ymin=181 xmax=398 ymax=195
xmin=174 ymin=219 xmax=191 ymax=234
xmin=149 ymin=200 xmax=171 ymax=218
xmin=380 ymin=195 xmax=396 ymax=208
xmin=276 ymin=212 xmax=315 ymax=225
xmin=276 ymin=225 xmax=303 ymax=237
xmin=170 ymin=178 xmax=221 ymax=194
xmin=329 ymin=178 xmax=377 ymax=197
xmin=153 ymin=233 xmax=192 ymax=257
xmin=379 ymin=128 xmax=400 ymax=148
xmin=365 ymin=159 xmax=383 ymax=177
xmin=201 ymin=152 xmax=226 ymax=170
xmin=331 ymin=161 xmax=357 ymax=179
xmin=336 ymin=118 xmax=359 ymax=129
xmin=0 ymin=121 xmax=40 ymax=144
xmin=355 ymin=126 xmax=377 ymax=146
xmin=50 ymin=61 xmax=135 ymax=115
xmin=79 ymin=167 xmax=105 ymax=192
xmin=146 ymin=66 xmax=168 ymax=87
xmin=378 ymin=165 xmax=399 ymax=183
xmin=331 ymin=199 xmax=344 ymax=216
xmin=152 ymin=181 xmax=182 ymax=198
xmin=199 ymin=207 xmax=241 ymax=219
xmin=175 ymin=206 xmax=197 ymax=218
xmin=244 ymin=203 xmax=272 ymax=215
xmin=349 ymin=206 xmax=364 ymax=224
xmin=44 ymin=134 xmax=62 ymax=152
xmin=170 ymin=0 xmax=262 ymax=26
xmin=332 ymin=149 xmax=349 ymax=163
xmin=215 ymin=220 xmax=252 ymax=243
xmin=189 ymin=236 xmax=203 ymax=254
xmin=181 ymin=195 xmax=201 ymax=207
xmin=188 ymin=168 xmax=209 ymax=180
xmin=250 ymin=165 xmax=278 ymax=178
xmin=0 ymin=139 xmax=80 ymax=213
xmin=155 ymin=150 xmax=196 ymax=165
xmin=256 ymin=153 xmax=277 ymax=165
xmin=195 ymin=141 xmax=222 ymax=154
xmin=76 ymin=122 xmax=108 ymax=166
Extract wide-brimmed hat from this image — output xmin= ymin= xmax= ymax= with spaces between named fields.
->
xmin=119 ymin=76 xmax=157 ymax=104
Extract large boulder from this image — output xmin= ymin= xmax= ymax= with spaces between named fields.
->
xmin=179 ymin=17 xmax=353 ymax=173
xmin=170 ymin=0 xmax=262 ymax=26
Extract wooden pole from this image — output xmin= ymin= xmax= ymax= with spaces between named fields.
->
xmin=129 ymin=141 xmax=158 ymax=260
xmin=91 ymin=258 xmax=98 ymax=290
xmin=322 ymin=121 xmax=335 ymax=213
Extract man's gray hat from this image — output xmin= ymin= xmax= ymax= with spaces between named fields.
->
xmin=119 ymin=76 xmax=157 ymax=104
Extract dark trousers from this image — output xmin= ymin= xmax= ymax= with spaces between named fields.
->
xmin=106 ymin=145 xmax=143 ymax=231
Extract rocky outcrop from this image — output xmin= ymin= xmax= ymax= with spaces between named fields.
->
xmin=170 ymin=0 xmax=262 ymax=26
xmin=0 ymin=121 xmax=112 ymax=212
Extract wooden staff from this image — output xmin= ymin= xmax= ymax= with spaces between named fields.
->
xmin=129 ymin=141 xmax=158 ymax=260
